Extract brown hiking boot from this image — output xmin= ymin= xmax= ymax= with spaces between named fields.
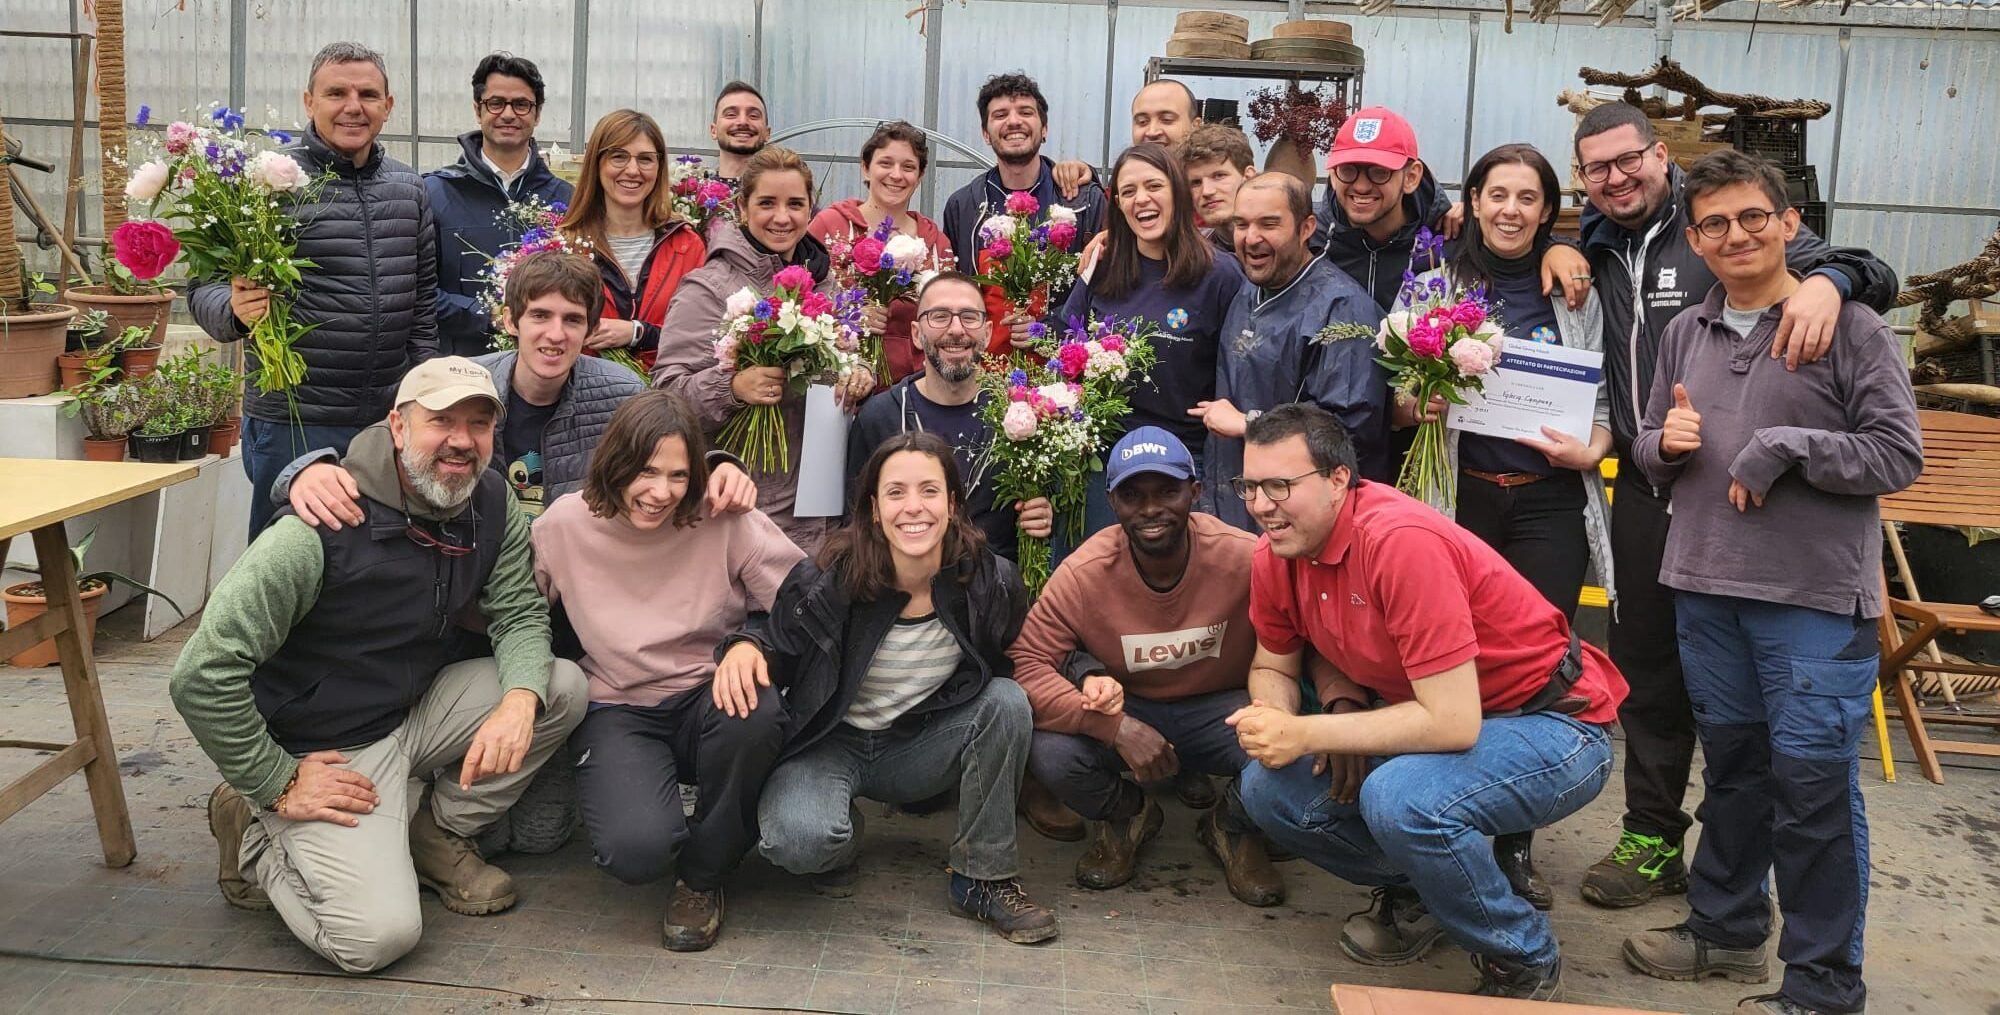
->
xmin=1019 ymin=776 xmax=1085 ymax=842
xmin=947 ymin=871 xmax=1060 ymax=944
xmin=662 ymin=881 xmax=724 ymax=952
xmin=409 ymin=803 xmax=517 ymax=915
xmin=207 ymin=783 xmax=271 ymax=911
xmin=1075 ymin=796 xmax=1164 ymax=890
xmin=1173 ymin=769 xmax=1218 ymax=809
xmin=1196 ymin=808 xmax=1286 ymax=907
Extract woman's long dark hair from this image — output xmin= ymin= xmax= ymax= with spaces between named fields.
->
xmin=1447 ymin=143 xmax=1562 ymax=286
xmin=1094 ymin=143 xmax=1213 ymax=301
xmin=819 ymin=432 xmax=985 ymax=601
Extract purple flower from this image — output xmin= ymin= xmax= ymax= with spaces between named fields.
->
xmin=877 ymin=252 xmax=896 ymax=272
xmin=871 ymin=217 xmax=896 ymax=242
xmin=1029 ymin=224 xmax=1051 ymax=245
xmin=550 ymin=201 xmax=568 ymax=214
xmin=894 ymin=268 xmax=913 ymax=286
xmin=1009 ymin=368 xmax=1029 ymax=387
xmin=753 ymin=300 xmax=774 ymax=321
xmin=268 ymin=129 xmax=294 ymax=145
xmin=135 ymin=105 xmax=151 ymax=126
xmin=1028 ymin=322 xmax=1048 ymax=341
xmin=1414 ymin=226 xmax=1444 ymax=260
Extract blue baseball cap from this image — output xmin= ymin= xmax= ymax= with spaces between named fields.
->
xmin=1106 ymin=426 xmax=1196 ymax=491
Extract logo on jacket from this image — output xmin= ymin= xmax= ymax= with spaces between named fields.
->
xmin=1122 ymin=623 xmax=1228 ymax=673
xmin=1165 ymin=307 xmax=1189 ymax=330
xmin=1352 ymin=118 xmax=1383 ymax=144
xmin=1657 ymin=266 xmax=1678 ymax=290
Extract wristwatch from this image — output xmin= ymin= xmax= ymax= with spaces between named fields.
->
xmin=1244 ymin=409 xmax=1263 ymax=425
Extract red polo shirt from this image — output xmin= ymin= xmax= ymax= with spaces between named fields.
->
xmin=1249 ymin=481 xmax=1625 ymax=725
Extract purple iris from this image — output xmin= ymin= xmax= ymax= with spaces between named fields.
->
xmin=877 ymin=253 xmax=896 ymax=272
xmin=893 ymin=268 xmax=913 ymax=287
xmin=1028 ymin=322 xmax=1048 ymax=341
xmin=550 ymin=201 xmax=568 ymax=214
xmin=1029 ymin=224 xmax=1051 ymax=245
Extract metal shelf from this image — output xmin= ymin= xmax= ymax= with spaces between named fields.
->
xmin=1145 ymin=55 xmax=1365 ymax=84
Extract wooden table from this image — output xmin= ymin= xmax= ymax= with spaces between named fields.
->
xmin=0 ymin=458 xmax=198 ymax=866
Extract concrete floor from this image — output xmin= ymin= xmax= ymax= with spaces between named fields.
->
xmin=1 ymin=608 xmax=1997 ymax=1015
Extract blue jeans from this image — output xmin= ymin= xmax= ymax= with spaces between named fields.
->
xmin=242 ymin=417 xmax=362 ymax=537
xmin=1675 ymin=591 xmax=1874 ymax=1014
xmin=1237 ymin=712 xmax=1613 ymax=968
xmin=1029 ymin=687 xmax=1255 ymax=831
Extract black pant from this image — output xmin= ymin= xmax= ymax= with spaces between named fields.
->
xmin=1606 ymin=478 xmax=1696 ymax=844
xmin=1456 ymin=469 xmax=1589 ymax=622
xmin=1028 ymin=687 xmax=1258 ymax=834
xmin=572 ymin=685 xmax=787 ymax=891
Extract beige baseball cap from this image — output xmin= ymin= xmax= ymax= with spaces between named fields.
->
xmin=394 ymin=357 xmax=502 ymax=414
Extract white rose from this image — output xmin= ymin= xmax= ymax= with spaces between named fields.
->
xmin=1037 ymin=382 xmax=1079 ymax=410
xmin=250 ymin=150 xmax=307 ymax=192
xmin=979 ymin=214 xmax=1017 ymax=242
xmin=723 ymin=287 xmax=759 ymax=319
xmin=1046 ymin=204 xmax=1079 ymax=226
xmin=883 ymin=234 xmax=929 ymax=269
xmin=124 ymin=161 xmax=170 ymax=202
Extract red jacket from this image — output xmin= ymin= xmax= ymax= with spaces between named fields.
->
xmin=807 ymin=200 xmax=954 ymax=383
xmin=597 ymin=220 xmax=705 ymax=371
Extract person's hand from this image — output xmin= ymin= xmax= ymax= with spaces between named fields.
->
xmin=1773 ymin=273 xmax=1842 ymax=370
xmin=713 ymin=640 xmax=770 ymax=718
xmin=1315 ymin=752 xmax=1370 ymax=805
xmin=1112 ymin=716 xmax=1178 ymax=783
xmin=460 ymin=688 xmax=540 ymax=790
xmin=1016 ymin=497 xmax=1053 ymax=539
xmin=1076 ymin=232 xmax=1108 ymax=282
xmin=1079 ymin=674 xmax=1124 ymax=716
xmin=731 ymin=365 xmax=789 ymax=406
xmin=1052 ymin=160 xmax=1094 ymax=200
xmin=1540 ymin=243 xmax=1592 ymax=310
xmin=230 ymin=277 xmax=272 ymax=326
xmin=836 ymin=367 xmax=877 ymax=410
xmin=1727 ymin=477 xmax=1766 ymax=513
xmin=1516 ymin=426 xmax=1603 ymax=472
xmin=860 ymin=302 xmax=889 ymax=336
xmin=706 ymin=461 xmax=758 ymax=515
xmin=1227 ymin=699 xmax=1311 ymax=769
xmin=1392 ymin=392 xmax=1447 ymax=429
xmin=1660 ymin=383 xmax=1702 ymax=457
xmin=1003 ymin=311 xmax=1037 ymax=350
xmin=289 ymin=462 xmax=364 ymax=530
xmin=1189 ymin=398 xmax=1248 ymax=439
xmin=586 ymin=318 xmax=639 ymax=350
xmin=1439 ymin=201 xmax=1465 ymax=241
xmin=274 ymin=750 xmax=378 ymax=826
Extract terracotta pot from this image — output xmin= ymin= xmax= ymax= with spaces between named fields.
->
xmin=130 ymin=430 xmax=182 ymax=462
xmin=177 ymin=425 xmax=212 ymax=461
xmin=120 ymin=343 xmax=164 ymax=380
xmin=82 ymin=435 xmax=129 ymax=462
xmin=1263 ymin=135 xmax=1319 ymax=184
xmin=57 ymin=351 xmax=97 ymax=389
xmin=206 ymin=419 xmax=240 ymax=454
xmin=60 ymin=286 xmax=174 ymax=349
xmin=0 ymin=303 xmax=78 ymax=399
xmin=4 ymin=580 xmax=107 ymax=668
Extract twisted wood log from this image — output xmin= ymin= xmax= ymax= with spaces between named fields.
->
xmin=1897 ymin=225 xmax=2000 ymax=331
xmin=1577 ymin=58 xmax=1831 ymax=119
xmin=97 ymin=0 xmax=128 ymax=235
xmin=0 ymin=117 xmax=21 ymax=309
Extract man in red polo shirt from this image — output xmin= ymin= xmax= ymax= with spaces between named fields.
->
xmin=1225 ymin=403 xmax=1627 ymax=1002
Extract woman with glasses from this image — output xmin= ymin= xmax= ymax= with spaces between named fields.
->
xmin=808 ymin=121 xmax=956 ymax=384
xmin=1395 ymin=142 xmax=1616 ymax=911
xmin=655 ymin=145 xmax=874 ymax=554
xmin=558 ymin=109 xmax=705 ymax=371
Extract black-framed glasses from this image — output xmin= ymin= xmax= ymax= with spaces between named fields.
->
xmin=1579 ymin=147 xmax=1650 ymax=183
xmin=604 ymin=149 xmax=661 ymax=171
xmin=478 ymin=97 xmax=540 ymax=116
xmin=1230 ymin=469 xmax=1329 ymax=503
xmin=1693 ymin=208 xmax=1778 ymax=240
xmin=1332 ymin=163 xmax=1402 ymax=186
xmin=917 ymin=308 xmax=989 ymax=329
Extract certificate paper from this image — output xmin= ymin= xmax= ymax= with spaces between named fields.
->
xmin=793 ymin=384 xmax=850 ymax=517
xmin=1448 ymin=342 xmax=1603 ymax=443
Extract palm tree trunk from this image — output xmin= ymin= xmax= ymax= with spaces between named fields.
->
xmin=96 ymin=0 xmax=128 ymax=235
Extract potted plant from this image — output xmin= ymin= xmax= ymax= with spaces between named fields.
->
xmin=71 ymin=382 xmax=142 ymax=461
xmin=1 ymin=270 xmax=80 ymax=400
xmin=4 ymin=530 xmax=183 ymax=668
xmin=64 ymin=307 xmax=111 ymax=352
xmin=197 ymin=357 xmax=243 ymax=453
xmin=57 ymin=317 xmax=125 ymax=390
xmin=154 ymin=348 xmax=214 ymax=460
xmin=127 ymin=374 xmax=183 ymax=462
xmin=61 ymin=219 xmax=181 ymax=356
xmin=1246 ymin=81 xmax=1350 ymax=182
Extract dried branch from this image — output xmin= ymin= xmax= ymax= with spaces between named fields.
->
xmin=1577 ymin=58 xmax=1832 ymax=119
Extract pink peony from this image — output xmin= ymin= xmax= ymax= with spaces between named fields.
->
xmin=124 ymin=161 xmax=169 ymax=202
xmin=1448 ymin=337 xmax=1496 ymax=375
xmin=773 ymin=265 xmax=814 ymax=293
xmin=1101 ymin=335 xmax=1126 ymax=353
xmin=250 ymin=150 xmax=308 ymax=191
xmin=165 ymin=121 xmax=198 ymax=155
xmin=799 ymin=291 xmax=834 ymax=318
xmin=1047 ymin=222 xmax=1077 ymax=250
xmin=111 ymin=220 xmax=181 ymax=281
xmin=1406 ymin=321 xmax=1446 ymax=358
xmin=850 ymin=237 xmax=887 ymax=273
xmin=1004 ymin=191 xmax=1039 ymax=216
xmin=1449 ymin=301 xmax=1487 ymax=332
xmin=1057 ymin=343 xmax=1089 ymax=379
xmin=986 ymin=237 xmax=1014 ymax=259
xmin=1002 ymin=401 xmax=1039 ymax=440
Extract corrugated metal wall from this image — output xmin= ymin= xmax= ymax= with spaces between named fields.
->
xmin=5 ymin=0 xmax=1997 ymax=293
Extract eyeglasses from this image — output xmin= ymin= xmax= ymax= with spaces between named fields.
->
xmin=1230 ymin=469 xmax=1329 ymax=503
xmin=1332 ymin=163 xmax=1403 ymax=186
xmin=1692 ymin=208 xmax=1778 ymax=240
xmin=478 ymin=97 xmax=540 ymax=116
xmin=1579 ymin=147 xmax=1650 ymax=183
xmin=917 ymin=308 xmax=990 ymax=329
xmin=404 ymin=515 xmax=477 ymax=557
xmin=604 ymin=149 xmax=661 ymax=172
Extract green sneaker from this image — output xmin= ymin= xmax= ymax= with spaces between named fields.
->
xmin=1580 ymin=830 xmax=1688 ymax=909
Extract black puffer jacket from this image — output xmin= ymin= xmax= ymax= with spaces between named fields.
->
xmin=729 ymin=549 xmax=1029 ymax=760
xmin=1309 ymin=163 xmax=1450 ymax=312
xmin=191 ymin=125 xmax=439 ymax=426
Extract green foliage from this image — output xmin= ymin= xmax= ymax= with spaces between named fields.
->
xmin=75 ymin=382 xmax=143 ymax=439
xmin=13 ymin=530 xmax=184 ymax=617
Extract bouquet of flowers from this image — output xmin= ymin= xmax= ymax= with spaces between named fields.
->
xmin=123 ymin=105 xmax=322 ymax=413
xmin=711 ymin=265 xmax=866 ymax=472
xmin=1378 ymin=240 xmax=1507 ymax=512
xmin=669 ymin=154 xmax=738 ymax=234
xmin=972 ymin=192 xmax=1080 ymax=355
xmin=827 ymin=216 xmax=945 ymax=381
xmin=476 ymin=197 xmax=648 ymax=378
xmin=976 ymin=314 xmax=1158 ymax=593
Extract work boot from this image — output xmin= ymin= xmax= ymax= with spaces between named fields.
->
xmin=409 ymin=803 xmax=518 ymax=915
xmin=947 ymin=870 xmax=1060 ymax=944
xmin=662 ymin=881 xmax=724 ymax=952
xmin=1075 ymin=796 xmax=1163 ymax=890
xmin=1735 ymin=994 xmax=1852 ymax=1014
xmin=1173 ymin=769 xmax=1217 ymax=809
xmin=1195 ymin=808 xmax=1285 ymax=907
xmin=1019 ymin=776 xmax=1085 ymax=842
xmin=1494 ymin=830 xmax=1554 ymax=910
xmin=810 ymin=863 xmax=861 ymax=899
xmin=1471 ymin=953 xmax=1564 ymax=1001
xmin=207 ymin=783 xmax=271 ymax=911
xmin=1581 ymin=829 xmax=1688 ymax=908
xmin=1622 ymin=924 xmax=1770 ymax=984
xmin=1339 ymin=886 xmax=1444 ymax=966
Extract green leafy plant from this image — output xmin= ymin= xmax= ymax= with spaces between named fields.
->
xmin=74 ymin=382 xmax=143 ymax=440
xmin=131 ymin=373 xmax=184 ymax=437
xmin=10 ymin=530 xmax=184 ymax=617
xmin=27 ymin=271 xmax=59 ymax=301
xmin=68 ymin=308 xmax=112 ymax=340
xmin=194 ymin=357 xmax=242 ymax=427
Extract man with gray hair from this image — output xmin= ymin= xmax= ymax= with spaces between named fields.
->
xmin=192 ymin=40 xmax=441 ymax=537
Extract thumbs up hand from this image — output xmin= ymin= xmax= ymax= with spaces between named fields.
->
xmin=1660 ymin=383 xmax=1703 ymax=457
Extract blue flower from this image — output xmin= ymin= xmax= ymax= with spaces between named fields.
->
xmin=550 ymin=201 xmax=568 ymax=214
xmin=211 ymin=107 xmax=228 ymax=122
xmin=1009 ymin=368 xmax=1029 ymax=387
xmin=878 ymin=253 xmax=896 ymax=272
xmin=1027 ymin=322 xmax=1048 ymax=340
xmin=268 ymin=129 xmax=294 ymax=145
xmin=1029 ymin=224 xmax=1051 ymax=245
xmin=753 ymin=301 xmax=774 ymax=321
xmin=135 ymin=105 xmax=151 ymax=126
xmin=894 ymin=268 xmax=913 ymax=287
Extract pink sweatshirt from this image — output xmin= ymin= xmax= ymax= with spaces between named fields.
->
xmin=531 ymin=494 xmax=804 ymax=706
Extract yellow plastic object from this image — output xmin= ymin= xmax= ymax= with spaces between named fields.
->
xmin=1578 ymin=585 xmax=1609 ymax=610
xmin=1871 ymin=684 xmax=1896 ymax=783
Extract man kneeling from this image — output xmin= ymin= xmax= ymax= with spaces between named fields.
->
xmin=1227 ymin=404 xmax=1627 ymax=1000
xmin=170 ymin=358 xmax=586 ymax=972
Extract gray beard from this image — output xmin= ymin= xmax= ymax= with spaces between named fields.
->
xmin=401 ymin=442 xmax=487 ymax=510
xmin=926 ymin=346 xmax=979 ymax=384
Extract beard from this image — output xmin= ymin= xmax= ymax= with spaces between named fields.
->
xmin=718 ymin=134 xmax=765 ymax=157
xmin=401 ymin=441 xmax=489 ymax=510
xmin=925 ymin=341 xmax=979 ymax=384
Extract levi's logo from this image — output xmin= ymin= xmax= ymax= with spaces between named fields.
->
xmin=1122 ymin=623 xmax=1228 ymax=672
xmin=1121 ymin=442 xmax=1169 ymax=461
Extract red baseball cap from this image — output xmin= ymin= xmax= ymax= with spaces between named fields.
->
xmin=1326 ymin=107 xmax=1420 ymax=171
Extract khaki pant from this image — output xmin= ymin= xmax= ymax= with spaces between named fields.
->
xmin=240 ymin=657 xmax=587 ymax=972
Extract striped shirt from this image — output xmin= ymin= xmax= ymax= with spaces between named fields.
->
xmin=606 ymin=232 xmax=656 ymax=286
xmin=844 ymin=614 xmax=962 ymax=730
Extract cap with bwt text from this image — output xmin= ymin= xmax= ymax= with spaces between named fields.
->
xmin=1106 ymin=426 xmax=1196 ymax=491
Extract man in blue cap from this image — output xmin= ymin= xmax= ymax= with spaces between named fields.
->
xmin=1007 ymin=427 xmax=1285 ymax=907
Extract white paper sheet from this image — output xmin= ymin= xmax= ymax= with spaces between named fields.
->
xmin=1449 ymin=341 xmax=1604 ymax=444
xmin=793 ymin=384 xmax=851 ymax=517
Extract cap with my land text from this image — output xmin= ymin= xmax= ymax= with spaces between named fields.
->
xmin=394 ymin=357 xmax=502 ymax=414
xmin=1326 ymin=107 xmax=1420 ymax=170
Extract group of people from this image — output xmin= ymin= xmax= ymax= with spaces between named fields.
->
xmin=168 ymin=40 xmax=1923 ymax=1014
